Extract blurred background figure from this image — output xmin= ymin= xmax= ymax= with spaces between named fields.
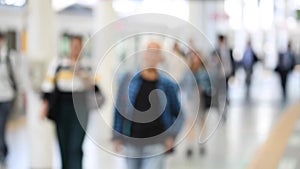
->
xmin=0 ymin=32 xmax=13 ymax=168
xmin=0 ymin=0 xmax=300 ymax=169
xmin=173 ymin=41 xmax=186 ymax=59
xmin=181 ymin=50 xmax=211 ymax=158
xmin=214 ymin=35 xmax=235 ymax=82
xmin=164 ymin=41 xmax=187 ymax=83
xmin=112 ymin=41 xmax=183 ymax=169
xmin=275 ymin=41 xmax=296 ymax=101
xmin=0 ymin=32 xmax=26 ymax=168
xmin=212 ymin=35 xmax=235 ymax=121
xmin=40 ymin=35 xmax=102 ymax=169
xmin=241 ymin=40 xmax=258 ymax=99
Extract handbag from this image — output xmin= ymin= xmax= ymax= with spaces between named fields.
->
xmin=47 ymin=65 xmax=62 ymax=121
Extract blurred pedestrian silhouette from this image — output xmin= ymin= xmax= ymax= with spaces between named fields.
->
xmin=241 ymin=40 xmax=258 ymax=99
xmin=212 ymin=35 xmax=235 ymax=121
xmin=112 ymin=41 xmax=183 ymax=169
xmin=275 ymin=41 xmax=296 ymax=100
xmin=41 ymin=35 xmax=103 ymax=169
xmin=181 ymin=50 xmax=211 ymax=158
xmin=0 ymin=32 xmax=26 ymax=168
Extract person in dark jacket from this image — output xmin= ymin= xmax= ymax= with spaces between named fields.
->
xmin=112 ymin=41 xmax=183 ymax=169
xmin=275 ymin=42 xmax=296 ymax=100
xmin=242 ymin=40 xmax=258 ymax=99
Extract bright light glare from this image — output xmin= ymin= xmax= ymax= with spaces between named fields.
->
xmin=243 ymin=0 xmax=259 ymax=31
xmin=0 ymin=0 xmax=26 ymax=6
xmin=112 ymin=0 xmax=140 ymax=15
xmin=224 ymin=0 xmax=242 ymax=30
xmin=77 ymin=0 xmax=97 ymax=7
xmin=113 ymin=0 xmax=189 ymax=21
xmin=259 ymin=0 xmax=274 ymax=30
xmin=141 ymin=0 xmax=189 ymax=20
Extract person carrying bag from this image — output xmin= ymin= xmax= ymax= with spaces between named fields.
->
xmin=40 ymin=35 xmax=104 ymax=169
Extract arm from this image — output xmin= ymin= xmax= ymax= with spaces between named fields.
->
xmin=87 ymin=68 xmax=106 ymax=108
xmin=253 ymin=49 xmax=259 ymax=63
xmin=112 ymin=73 xmax=133 ymax=152
xmin=164 ymin=82 xmax=184 ymax=151
xmin=275 ymin=53 xmax=282 ymax=72
xmin=40 ymin=58 xmax=59 ymax=119
xmin=112 ymin=73 xmax=132 ymax=140
xmin=7 ymin=51 xmax=27 ymax=109
xmin=291 ymin=53 xmax=296 ymax=70
xmin=230 ymin=48 xmax=236 ymax=76
xmin=166 ymin=82 xmax=184 ymax=138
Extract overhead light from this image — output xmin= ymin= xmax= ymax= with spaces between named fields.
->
xmin=0 ymin=0 xmax=26 ymax=7
xmin=77 ymin=0 xmax=97 ymax=7
xmin=52 ymin=0 xmax=76 ymax=11
xmin=225 ymin=0 xmax=242 ymax=30
xmin=140 ymin=0 xmax=189 ymax=20
xmin=259 ymin=0 xmax=274 ymax=30
xmin=113 ymin=0 xmax=189 ymax=20
xmin=113 ymin=0 xmax=139 ymax=15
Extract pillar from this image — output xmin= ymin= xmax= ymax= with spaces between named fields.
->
xmin=26 ymin=0 xmax=56 ymax=168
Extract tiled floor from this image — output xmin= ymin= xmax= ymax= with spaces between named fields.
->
xmin=5 ymin=66 xmax=300 ymax=169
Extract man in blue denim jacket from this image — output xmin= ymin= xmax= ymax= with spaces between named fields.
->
xmin=112 ymin=41 xmax=183 ymax=169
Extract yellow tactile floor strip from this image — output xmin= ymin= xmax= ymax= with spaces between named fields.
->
xmin=247 ymin=102 xmax=300 ymax=169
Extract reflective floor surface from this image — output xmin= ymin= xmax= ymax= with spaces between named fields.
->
xmin=5 ymin=65 xmax=300 ymax=169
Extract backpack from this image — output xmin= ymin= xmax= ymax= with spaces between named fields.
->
xmin=47 ymin=65 xmax=62 ymax=121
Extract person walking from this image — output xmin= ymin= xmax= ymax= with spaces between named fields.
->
xmin=241 ymin=40 xmax=258 ymax=99
xmin=112 ymin=41 xmax=183 ymax=169
xmin=181 ymin=51 xmax=212 ymax=157
xmin=275 ymin=42 xmax=296 ymax=100
xmin=212 ymin=35 xmax=235 ymax=121
xmin=0 ymin=32 xmax=27 ymax=168
xmin=41 ymin=35 xmax=102 ymax=169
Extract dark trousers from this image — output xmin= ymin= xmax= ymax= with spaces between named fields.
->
xmin=279 ymin=71 xmax=289 ymax=99
xmin=0 ymin=101 xmax=12 ymax=162
xmin=244 ymin=68 xmax=253 ymax=98
xmin=56 ymin=100 xmax=88 ymax=169
xmin=225 ymin=76 xmax=230 ymax=104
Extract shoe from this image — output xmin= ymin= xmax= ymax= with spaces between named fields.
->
xmin=186 ymin=149 xmax=193 ymax=158
xmin=199 ymin=146 xmax=206 ymax=156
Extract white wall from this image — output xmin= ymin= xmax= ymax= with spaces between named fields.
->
xmin=0 ymin=6 xmax=93 ymax=47
xmin=0 ymin=6 xmax=25 ymax=32
xmin=55 ymin=13 xmax=93 ymax=36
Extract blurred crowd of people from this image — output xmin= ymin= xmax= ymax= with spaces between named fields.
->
xmin=0 ymin=31 xmax=299 ymax=169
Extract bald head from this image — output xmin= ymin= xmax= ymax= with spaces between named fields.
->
xmin=142 ymin=41 xmax=163 ymax=68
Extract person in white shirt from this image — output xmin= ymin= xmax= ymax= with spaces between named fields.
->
xmin=0 ymin=33 xmax=26 ymax=166
xmin=40 ymin=35 xmax=101 ymax=169
xmin=212 ymin=35 xmax=235 ymax=121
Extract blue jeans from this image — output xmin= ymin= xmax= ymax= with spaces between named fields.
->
xmin=0 ymin=101 xmax=12 ymax=162
xmin=125 ymin=144 xmax=165 ymax=169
